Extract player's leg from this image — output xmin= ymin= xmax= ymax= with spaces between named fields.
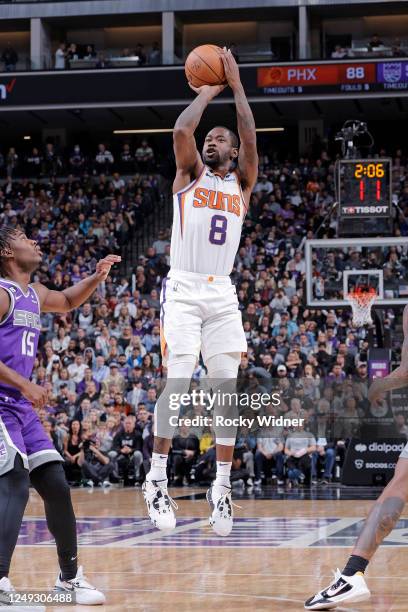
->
xmin=0 ymin=409 xmax=31 ymax=594
xmin=0 ymin=456 xmax=30 ymax=581
xmin=143 ymin=352 xmax=196 ymax=530
xmin=204 ymin=351 xmax=241 ymax=536
xmin=305 ymin=456 xmax=408 ymax=610
xmin=23 ymin=412 xmax=105 ymax=605
xmin=30 ymin=461 xmax=105 ymax=605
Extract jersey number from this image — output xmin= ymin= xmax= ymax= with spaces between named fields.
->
xmin=209 ymin=215 xmax=228 ymax=245
xmin=22 ymin=330 xmax=35 ymax=357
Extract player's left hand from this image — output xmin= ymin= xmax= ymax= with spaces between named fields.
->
xmin=95 ymin=254 xmax=122 ymax=281
xmin=221 ymin=47 xmax=241 ymax=90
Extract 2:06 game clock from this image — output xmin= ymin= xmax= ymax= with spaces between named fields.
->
xmin=338 ymin=158 xmax=392 ymax=217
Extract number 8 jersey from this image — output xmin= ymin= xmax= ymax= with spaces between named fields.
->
xmin=171 ymin=166 xmax=247 ymax=276
xmin=0 ymin=279 xmax=41 ymax=400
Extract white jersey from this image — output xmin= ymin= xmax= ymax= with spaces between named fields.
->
xmin=170 ymin=165 xmax=247 ymax=276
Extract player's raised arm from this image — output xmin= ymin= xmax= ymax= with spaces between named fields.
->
xmin=173 ymin=83 xmax=225 ymax=192
xmin=368 ymin=304 xmax=408 ymax=403
xmin=221 ymin=49 xmax=258 ymax=197
xmin=33 ymin=254 xmax=121 ymax=313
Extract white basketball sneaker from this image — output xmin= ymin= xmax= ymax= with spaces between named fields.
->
xmin=0 ymin=576 xmax=45 ymax=611
xmin=207 ymin=484 xmax=236 ymax=537
xmin=54 ymin=566 xmax=105 ymax=605
xmin=304 ymin=569 xmax=371 ymax=610
xmin=142 ymin=478 xmax=177 ymax=531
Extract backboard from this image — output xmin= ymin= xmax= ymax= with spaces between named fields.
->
xmin=305 ymin=237 xmax=408 ymax=308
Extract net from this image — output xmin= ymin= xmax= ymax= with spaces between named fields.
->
xmin=346 ymin=286 xmax=377 ymax=327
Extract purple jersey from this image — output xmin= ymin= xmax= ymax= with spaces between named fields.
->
xmin=0 ymin=279 xmax=41 ymax=400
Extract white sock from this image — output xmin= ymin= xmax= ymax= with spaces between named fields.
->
xmin=147 ymin=452 xmax=168 ymax=482
xmin=214 ymin=461 xmax=232 ymax=488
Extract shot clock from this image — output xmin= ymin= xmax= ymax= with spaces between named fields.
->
xmin=337 ymin=158 xmax=393 ymax=237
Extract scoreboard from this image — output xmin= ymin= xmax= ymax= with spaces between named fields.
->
xmin=257 ymin=60 xmax=408 ymax=96
xmin=337 ymin=158 xmax=393 ymax=237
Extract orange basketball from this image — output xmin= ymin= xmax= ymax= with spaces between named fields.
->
xmin=185 ymin=44 xmax=226 ymax=88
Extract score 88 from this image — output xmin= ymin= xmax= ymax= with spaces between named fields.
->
xmin=346 ymin=66 xmax=365 ymax=80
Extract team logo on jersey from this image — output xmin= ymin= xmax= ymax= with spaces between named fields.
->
xmin=192 ymin=187 xmax=241 ymax=216
xmin=13 ymin=310 xmax=41 ymax=330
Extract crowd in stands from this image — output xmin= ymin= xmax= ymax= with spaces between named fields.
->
xmin=330 ymin=33 xmax=408 ymax=59
xmin=54 ymin=42 xmax=161 ymax=70
xmin=1 ymin=142 xmax=407 ymax=490
xmin=0 ymin=141 xmax=157 ymax=178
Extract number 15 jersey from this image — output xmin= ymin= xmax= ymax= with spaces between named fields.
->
xmin=170 ymin=166 xmax=247 ymax=276
xmin=0 ymin=279 xmax=41 ymax=401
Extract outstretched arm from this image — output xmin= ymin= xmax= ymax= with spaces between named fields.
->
xmin=221 ymin=49 xmax=258 ymax=198
xmin=33 ymin=254 xmax=121 ymax=313
xmin=173 ymin=83 xmax=225 ymax=193
xmin=368 ymin=304 xmax=408 ymax=402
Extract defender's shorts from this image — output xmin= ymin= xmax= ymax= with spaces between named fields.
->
xmin=160 ymin=269 xmax=247 ymax=364
xmin=0 ymin=394 xmax=63 ymax=475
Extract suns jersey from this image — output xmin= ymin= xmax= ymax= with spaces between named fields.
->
xmin=170 ymin=166 xmax=247 ymax=276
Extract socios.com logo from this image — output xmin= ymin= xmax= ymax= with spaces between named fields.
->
xmin=354 ymin=459 xmax=364 ymax=469
xmin=355 ymin=443 xmax=367 ymax=452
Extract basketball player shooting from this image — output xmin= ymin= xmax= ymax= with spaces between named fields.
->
xmin=305 ymin=304 xmax=408 ymax=609
xmin=142 ymin=48 xmax=258 ymax=536
xmin=0 ymin=227 xmax=120 ymax=606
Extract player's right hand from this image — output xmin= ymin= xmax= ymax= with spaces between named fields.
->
xmin=20 ymin=381 xmax=48 ymax=408
xmin=188 ymin=82 xmax=226 ymax=99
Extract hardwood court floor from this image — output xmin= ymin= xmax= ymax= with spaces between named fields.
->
xmin=11 ymin=486 xmax=408 ymax=611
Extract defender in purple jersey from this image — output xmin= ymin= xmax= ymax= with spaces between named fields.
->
xmin=0 ymin=227 xmax=120 ymax=606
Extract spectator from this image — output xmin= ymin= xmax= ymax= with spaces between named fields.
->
xmin=67 ymin=43 xmax=79 ymax=67
xmin=6 ymin=148 xmax=18 ymax=176
xmin=1 ymin=42 xmax=18 ymax=71
xmin=55 ymin=43 xmax=67 ymax=69
xmin=368 ymin=34 xmax=384 ymax=50
xmin=63 ymin=420 xmax=82 ymax=484
xmin=254 ymin=430 xmax=285 ymax=485
xmin=148 ymin=42 xmax=161 ymax=65
xmin=96 ymin=52 xmax=110 ymax=69
xmin=331 ymin=45 xmax=347 ymax=59
xmin=84 ymin=45 xmax=96 ymax=60
xmin=284 ymin=421 xmax=316 ymax=486
xmin=171 ymin=423 xmax=200 ymax=486
xmin=95 ymin=143 xmax=114 ymax=173
xmin=78 ymin=431 xmax=114 ymax=487
xmin=25 ymin=147 xmax=42 ymax=177
xmin=135 ymin=140 xmax=154 ymax=172
xmin=69 ymin=145 xmax=86 ymax=175
xmin=134 ymin=43 xmax=146 ymax=65
xmin=112 ymin=416 xmax=143 ymax=484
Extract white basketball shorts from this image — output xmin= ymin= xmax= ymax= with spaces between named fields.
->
xmin=160 ymin=269 xmax=247 ymax=364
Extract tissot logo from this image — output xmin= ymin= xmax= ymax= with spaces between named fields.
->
xmin=0 ymin=78 xmax=16 ymax=101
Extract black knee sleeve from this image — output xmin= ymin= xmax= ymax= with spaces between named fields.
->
xmin=30 ymin=461 xmax=78 ymax=581
xmin=0 ymin=455 xmax=30 ymax=577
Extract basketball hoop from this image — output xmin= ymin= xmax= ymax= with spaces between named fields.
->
xmin=346 ymin=286 xmax=377 ymax=327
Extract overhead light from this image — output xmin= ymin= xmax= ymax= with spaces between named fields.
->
xmin=256 ymin=127 xmax=285 ymax=132
xmin=113 ymin=129 xmax=173 ymax=134
xmin=23 ymin=135 xmax=31 ymax=140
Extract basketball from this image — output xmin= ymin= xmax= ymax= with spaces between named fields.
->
xmin=185 ymin=44 xmax=226 ymax=88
